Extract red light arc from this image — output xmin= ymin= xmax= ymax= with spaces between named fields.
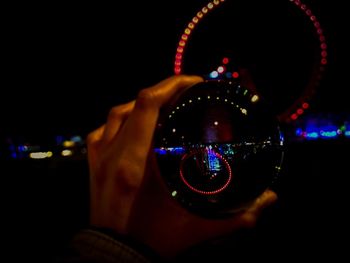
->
xmin=174 ymin=0 xmax=328 ymax=123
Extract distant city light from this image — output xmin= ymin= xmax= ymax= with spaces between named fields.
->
xmin=63 ymin=140 xmax=75 ymax=148
xmin=29 ymin=151 xmax=53 ymax=159
xmin=61 ymin=149 xmax=73 ymax=156
xmin=251 ymin=95 xmax=259 ymax=103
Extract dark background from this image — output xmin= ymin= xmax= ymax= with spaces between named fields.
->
xmin=1 ymin=0 xmax=349 ymax=262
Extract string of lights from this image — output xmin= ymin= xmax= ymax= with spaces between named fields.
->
xmin=174 ymin=0 xmax=328 ymax=123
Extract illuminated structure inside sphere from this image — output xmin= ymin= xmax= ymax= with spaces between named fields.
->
xmin=174 ymin=0 xmax=328 ymax=123
xmin=154 ymin=81 xmax=284 ymax=218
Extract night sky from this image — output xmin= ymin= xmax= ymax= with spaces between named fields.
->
xmin=1 ymin=0 xmax=348 ymax=140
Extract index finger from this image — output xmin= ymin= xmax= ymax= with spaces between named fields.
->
xmin=109 ymin=75 xmax=203 ymax=167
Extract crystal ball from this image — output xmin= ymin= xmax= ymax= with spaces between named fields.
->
xmin=154 ymin=80 xmax=284 ymax=218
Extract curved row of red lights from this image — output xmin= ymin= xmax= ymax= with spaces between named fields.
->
xmin=174 ymin=0 xmax=328 ymax=123
xmin=179 ymin=149 xmax=232 ymax=195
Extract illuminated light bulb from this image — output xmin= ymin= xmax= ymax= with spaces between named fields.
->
xmin=214 ymin=0 xmax=220 ymax=5
xmin=176 ymin=53 xmax=182 ymax=60
xmin=222 ymin=57 xmax=229 ymax=64
xmin=46 ymin=151 xmax=53 ymax=158
xmin=197 ymin=11 xmax=204 ymax=18
xmin=207 ymin=3 xmax=214 ymax=9
xmin=154 ymin=81 xmax=284 ymax=218
xmin=185 ymin=28 xmax=191 ymax=35
xmin=210 ymin=71 xmax=219 ymax=78
xmin=181 ymin=34 xmax=188 ymax=41
xmin=297 ymin=109 xmax=304 ymax=115
xmin=202 ymin=7 xmax=208 ymax=14
xmin=175 ymin=60 xmax=182 ymax=66
xmin=251 ymin=95 xmax=259 ymax=103
xmin=177 ymin=47 xmax=184 ymax=53
xmin=188 ymin=23 xmax=195 ymax=29
xmin=291 ymin=114 xmax=298 ymax=120
xmin=179 ymin=40 xmax=186 ymax=47
xmin=217 ymin=66 xmax=225 ymax=73
xmin=192 ymin=17 xmax=199 ymax=24
xmin=232 ymin=72 xmax=239 ymax=78
xmin=175 ymin=67 xmax=181 ymax=74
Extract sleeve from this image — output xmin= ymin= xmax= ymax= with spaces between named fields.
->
xmin=55 ymin=228 xmax=163 ymax=263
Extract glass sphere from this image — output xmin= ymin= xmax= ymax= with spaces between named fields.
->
xmin=154 ymin=80 xmax=284 ymax=218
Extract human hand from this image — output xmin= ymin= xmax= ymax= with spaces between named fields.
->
xmin=86 ymin=75 xmax=277 ymax=259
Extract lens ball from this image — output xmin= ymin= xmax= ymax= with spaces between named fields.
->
xmin=154 ymin=80 xmax=284 ymax=218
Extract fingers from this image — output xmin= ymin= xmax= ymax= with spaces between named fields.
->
xmin=109 ymin=75 xmax=203 ymax=168
xmin=86 ymin=125 xmax=105 ymax=172
xmin=247 ymin=189 xmax=278 ymax=214
xmin=101 ymin=101 xmax=135 ymax=146
xmin=191 ymin=189 xmax=278 ymax=237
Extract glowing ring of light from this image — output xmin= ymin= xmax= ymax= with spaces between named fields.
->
xmin=174 ymin=0 xmax=328 ymax=123
xmin=179 ymin=149 xmax=232 ymax=195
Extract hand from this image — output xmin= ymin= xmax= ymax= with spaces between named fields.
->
xmin=86 ymin=75 xmax=277 ymax=259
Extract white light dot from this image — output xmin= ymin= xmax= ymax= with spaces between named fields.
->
xmin=210 ymin=71 xmax=219 ymax=78
xmin=217 ymin=66 xmax=225 ymax=73
xmin=172 ymin=191 xmax=177 ymax=197
xmin=198 ymin=97 xmax=201 ymax=100
xmin=251 ymin=95 xmax=259 ymax=103
xmin=214 ymin=121 xmax=219 ymax=126
xmin=172 ymin=128 xmax=176 ymax=133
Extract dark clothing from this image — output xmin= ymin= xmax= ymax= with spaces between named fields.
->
xmin=55 ymin=228 xmax=162 ymax=263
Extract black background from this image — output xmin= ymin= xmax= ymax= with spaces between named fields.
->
xmin=1 ymin=0 xmax=349 ymax=262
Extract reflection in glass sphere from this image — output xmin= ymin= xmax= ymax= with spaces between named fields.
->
xmin=154 ymin=80 xmax=284 ymax=218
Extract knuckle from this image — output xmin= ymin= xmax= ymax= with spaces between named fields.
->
xmin=86 ymin=131 xmax=98 ymax=145
xmin=107 ymin=105 xmax=125 ymax=120
xmin=136 ymin=88 xmax=158 ymax=108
